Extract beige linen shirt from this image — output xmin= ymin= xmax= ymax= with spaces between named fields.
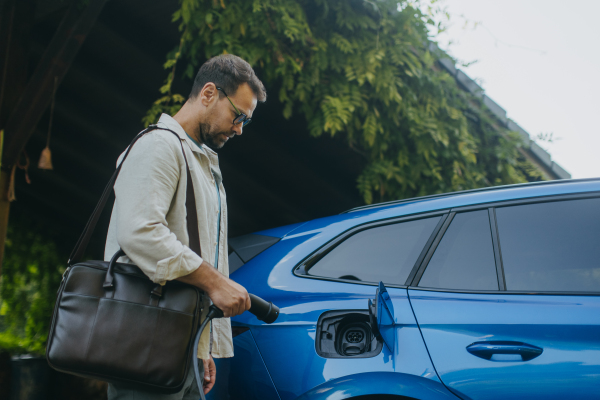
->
xmin=104 ymin=113 xmax=233 ymax=359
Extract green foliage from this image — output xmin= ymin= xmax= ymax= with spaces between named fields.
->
xmin=0 ymin=224 xmax=65 ymax=355
xmin=147 ymin=0 xmax=544 ymax=203
xmin=142 ymin=94 xmax=186 ymax=127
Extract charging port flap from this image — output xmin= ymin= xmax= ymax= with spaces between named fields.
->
xmin=373 ymin=282 xmax=396 ymax=353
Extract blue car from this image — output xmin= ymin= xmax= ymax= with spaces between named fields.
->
xmin=208 ymin=178 xmax=600 ymax=400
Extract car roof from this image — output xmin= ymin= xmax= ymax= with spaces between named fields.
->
xmin=343 ymin=178 xmax=600 ymax=214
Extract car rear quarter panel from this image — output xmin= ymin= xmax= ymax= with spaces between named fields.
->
xmin=232 ymin=235 xmax=442 ymax=399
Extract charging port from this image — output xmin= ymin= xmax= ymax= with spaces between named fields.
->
xmin=316 ymin=310 xmax=383 ymax=358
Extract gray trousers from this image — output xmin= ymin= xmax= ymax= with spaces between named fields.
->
xmin=107 ymin=359 xmax=206 ymax=400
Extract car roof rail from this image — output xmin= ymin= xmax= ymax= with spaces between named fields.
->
xmin=341 ymin=178 xmax=600 ymax=214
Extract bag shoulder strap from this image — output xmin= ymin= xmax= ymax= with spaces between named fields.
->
xmin=69 ymin=124 xmax=202 ymax=264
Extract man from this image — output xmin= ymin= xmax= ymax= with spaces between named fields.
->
xmin=104 ymin=54 xmax=267 ymax=399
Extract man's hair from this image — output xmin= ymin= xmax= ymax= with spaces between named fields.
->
xmin=189 ymin=54 xmax=267 ymax=102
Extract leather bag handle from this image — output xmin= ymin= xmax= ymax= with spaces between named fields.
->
xmin=68 ymin=125 xmax=202 ymax=264
xmin=103 ymin=248 xmax=164 ymax=305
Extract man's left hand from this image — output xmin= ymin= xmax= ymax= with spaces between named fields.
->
xmin=202 ymin=356 xmax=216 ymax=395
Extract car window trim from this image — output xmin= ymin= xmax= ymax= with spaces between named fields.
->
xmin=488 ymin=208 xmax=507 ymax=290
xmin=293 ymin=210 xmax=448 ymax=286
xmin=408 ymin=286 xmax=600 ymax=296
xmin=408 ymin=212 xmax=456 ymax=287
xmin=403 ymin=214 xmax=448 ymax=285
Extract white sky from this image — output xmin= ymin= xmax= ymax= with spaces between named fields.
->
xmin=430 ymin=0 xmax=600 ymax=179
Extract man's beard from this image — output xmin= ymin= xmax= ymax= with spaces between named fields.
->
xmin=199 ymin=121 xmax=231 ymax=151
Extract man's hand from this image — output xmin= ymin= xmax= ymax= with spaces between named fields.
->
xmin=206 ymin=276 xmax=251 ymax=317
xmin=202 ymin=356 xmax=216 ymax=395
xmin=177 ymin=260 xmax=251 ymax=317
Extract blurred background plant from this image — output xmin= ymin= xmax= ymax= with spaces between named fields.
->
xmin=0 ymin=218 xmax=65 ymax=355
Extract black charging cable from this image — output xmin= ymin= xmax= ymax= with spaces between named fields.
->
xmin=193 ymin=294 xmax=280 ymax=397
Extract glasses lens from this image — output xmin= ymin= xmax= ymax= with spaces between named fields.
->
xmin=242 ymin=118 xmax=252 ymax=127
xmin=234 ymin=114 xmax=250 ymax=126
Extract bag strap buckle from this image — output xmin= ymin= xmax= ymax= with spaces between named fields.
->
xmin=151 ymin=285 xmax=163 ymax=298
xmin=150 ymin=284 xmax=163 ymax=306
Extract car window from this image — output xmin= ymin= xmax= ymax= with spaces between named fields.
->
xmin=307 ymin=216 xmax=441 ymax=285
xmin=419 ymin=210 xmax=498 ymax=290
xmin=496 ymin=198 xmax=600 ymax=292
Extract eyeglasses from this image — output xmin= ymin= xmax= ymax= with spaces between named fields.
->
xmin=216 ymin=87 xmax=252 ymax=127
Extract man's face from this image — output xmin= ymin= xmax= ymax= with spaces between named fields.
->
xmin=199 ymin=83 xmax=257 ymax=150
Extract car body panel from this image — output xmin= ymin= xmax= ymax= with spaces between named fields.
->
xmin=254 ymin=221 xmax=309 ymax=239
xmin=408 ymin=289 xmax=600 ymax=400
xmin=234 ymin=284 xmax=440 ymax=400
xmin=206 ymin=330 xmax=280 ymax=400
xmin=295 ymin=372 xmax=458 ymax=400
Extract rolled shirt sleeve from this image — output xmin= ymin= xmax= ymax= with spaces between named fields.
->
xmin=112 ymin=131 xmax=203 ymax=284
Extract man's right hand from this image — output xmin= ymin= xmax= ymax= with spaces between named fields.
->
xmin=206 ymin=277 xmax=250 ymax=318
xmin=177 ymin=261 xmax=251 ymax=318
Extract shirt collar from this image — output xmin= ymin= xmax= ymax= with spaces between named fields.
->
xmin=156 ymin=114 xmax=212 ymax=153
xmin=185 ymin=132 xmax=204 ymax=153
xmin=156 ymin=114 xmax=221 ymax=169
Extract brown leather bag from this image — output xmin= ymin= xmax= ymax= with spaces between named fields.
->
xmin=46 ymin=125 xmax=204 ymax=393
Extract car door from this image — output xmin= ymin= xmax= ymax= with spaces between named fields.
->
xmin=407 ymin=197 xmax=600 ymax=400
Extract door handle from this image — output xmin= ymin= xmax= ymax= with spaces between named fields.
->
xmin=467 ymin=341 xmax=543 ymax=361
